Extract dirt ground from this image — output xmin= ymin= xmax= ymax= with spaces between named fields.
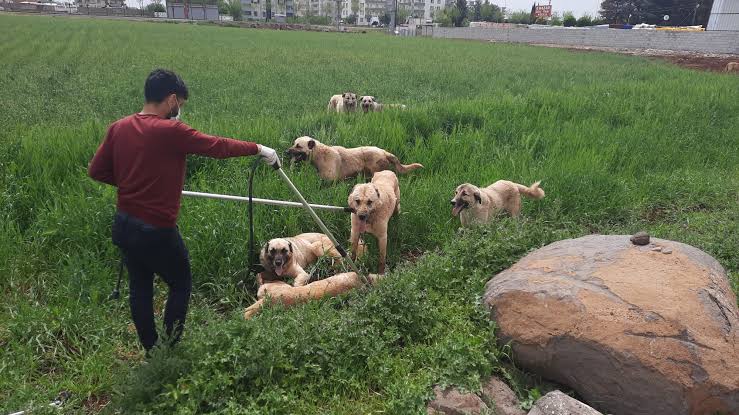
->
xmin=536 ymin=43 xmax=739 ymax=73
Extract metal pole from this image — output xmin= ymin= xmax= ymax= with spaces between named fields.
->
xmin=274 ymin=168 xmax=366 ymax=283
xmin=182 ymin=190 xmax=350 ymax=212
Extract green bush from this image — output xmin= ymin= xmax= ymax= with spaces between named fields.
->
xmin=576 ymin=14 xmax=593 ymax=27
xmin=563 ymin=11 xmax=576 ymax=26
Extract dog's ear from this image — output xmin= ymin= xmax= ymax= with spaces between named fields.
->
xmin=370 ymin=96 xmax=376 ymax=102
xmin=308 ymin=139 xmax=315 ymax=149
xmin=474 ymin=190 xmax=482 ymax=204
xmin=288 ymin=241 xmax=293 ymax=253
xmin=261 ymin=242 xmax=269 ymax=262
xmin=375 ymin=187 xmax=380 ymax=198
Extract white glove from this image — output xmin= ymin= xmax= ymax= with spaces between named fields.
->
xmin=258 ymin=145 xmax=280 ymax=168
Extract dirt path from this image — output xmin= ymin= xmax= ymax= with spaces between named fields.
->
xmin=535 ymin=43 xmax=739 ymax=73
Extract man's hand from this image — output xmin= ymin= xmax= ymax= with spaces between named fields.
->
xmin=258 ymin=145 xmax=280 ymax=168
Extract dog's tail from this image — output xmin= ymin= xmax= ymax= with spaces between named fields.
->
xmin=387 ymin=153 xmax=423 ymax=174
xmin=516 ymin=181 xmax=545 ymax=199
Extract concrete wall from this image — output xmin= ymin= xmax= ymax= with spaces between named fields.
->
xmin=431 ymin=27 xmax=739 ymax=55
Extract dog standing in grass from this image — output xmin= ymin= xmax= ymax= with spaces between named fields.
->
xmin=258 ymin=233 xmax=342 ymax=299
xmin=285 ymin=136 xmax=423 ymax=181
xmin=348 ymin=170 xmax=400 ymax=274
xmin=451 ymin=180 xmax=544 ymax=227
xmin=327 ymin=92 xmax=358 ymax=113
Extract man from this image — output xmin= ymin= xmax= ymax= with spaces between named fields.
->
xmin=88 ymin=69 xmax=279 ymax=352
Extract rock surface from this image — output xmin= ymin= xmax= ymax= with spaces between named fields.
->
xmin=484 ymin=235 xmax=739 ymax=415
xmin=528 ymin=391 xmax=603 ymax=415
xmin=427 ymin=386 xmax=489 ymax=414
xmin=480 ymin=377 xmax=526 ymax=415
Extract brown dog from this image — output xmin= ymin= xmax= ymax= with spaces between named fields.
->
xmin=285 ymin=136 xmax=423 ymax=181
xmin=360 ymin=96 xmax=407 ymax=113
xmin=451 ymin=181 xmax=544 ymax=227
xmin=348 ymin=170 xmax=400 ymax=274
xmin=258 ymin=233 xmax=341 ymax=298
xmin=327 ymin=92 xmax=357 ymax=113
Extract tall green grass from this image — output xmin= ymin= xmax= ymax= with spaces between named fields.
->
xmin=0 ymin=14 xmax=737 ymax=414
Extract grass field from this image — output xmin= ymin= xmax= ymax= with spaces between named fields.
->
xmin=1 ymin=13 xmax=738 ymax=414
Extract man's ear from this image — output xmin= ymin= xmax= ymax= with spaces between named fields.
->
xmin=474 ymin=191 xmax=482 ymax=204
xmin=308 ymin=139 xmax=316 ymax=150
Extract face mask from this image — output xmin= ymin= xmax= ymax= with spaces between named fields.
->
xmin=168 ymin=99 xmax=181 ymax=120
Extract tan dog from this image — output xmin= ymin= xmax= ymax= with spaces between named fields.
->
xmin=726 ymin=62 xmax=739 ymax=72
xmin=360 ymin=96 xmax=407 ymax=113
xmin=285 ymin=136 xmax=423 ymax=181
xmin=451 ymin=180 xmax=545 ymax=227
xmin=327 ymin=92 xmax=357 ymax=113
xmin=348 ymin=170 xmax=400 ymax=274
xmin=258 ymin=233 xmax=341 ymax=298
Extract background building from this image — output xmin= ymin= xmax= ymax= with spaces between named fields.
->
xmin=707 ymin=0 xmax=739 ymax=31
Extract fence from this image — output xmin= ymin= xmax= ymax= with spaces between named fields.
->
xmin=430 ymin=26 xmax=739 ymax=55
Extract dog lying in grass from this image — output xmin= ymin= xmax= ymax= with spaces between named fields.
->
xmin=451 ymin=180 xmax=545 ymax=227
xmin=285 ymin=136 xmax=423 ymax=181
xmin=726 ymin=62 xmax=739 ymax=72
xmin=244 ymin=272 xmax=382 ymax=319
xmin=258 ymin=233 xmax=341 ymax=298
xmin=327 ymin=92 xmax=357 ymax=113
xmin=359 ymin=96 xmax=407 ymax=113
xmin=349 ymin=170 xmax=400 ymax=274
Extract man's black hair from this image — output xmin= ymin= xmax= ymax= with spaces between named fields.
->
xmin=144 ymin=69 xmax=189 ymax=103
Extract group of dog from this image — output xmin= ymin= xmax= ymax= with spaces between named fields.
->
xmin=327 ymin=92 xmax=407 ymax=113
xmin=256 ymin=96 xmax=545 ymax=298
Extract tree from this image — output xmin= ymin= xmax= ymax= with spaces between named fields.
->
xmin=549 ymin=11 xmax=562 ymax=25
xmin=508 ymin=9 xmax=530 ymax=24
xmin=217 ymin=0 xmax=229 ymax=14
xmin=479 ymin=1 xmax=502 ymax=22
xmin=346 ymin=14 xmax=357 ymax=24
xmin=351 ymin=0 xmax=358 ymax=17
xmin=562 ymin=10 xmax=576 ymax=26
xmin=146 ymin=2 xmax=166 ymax=11
xmin=228 ymin=0 xmax=242 ymax=19
xmin=599 ymin=0 xmax=641 ymax=24
xmin=380 ymin=12 xmax=391 ymax=25
xmin=453 ymin=0 xmax=467 ymax=26
xmin=576 ymin=13 xmax=592 ymax=26
xmin=472 ymin=0 xmax=481 ymax=21
xmin=396 ymin=5 xmax=411 ymax=24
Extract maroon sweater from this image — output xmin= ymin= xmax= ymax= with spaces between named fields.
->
xmin=89 ymin=113 xmax=258 ymax=228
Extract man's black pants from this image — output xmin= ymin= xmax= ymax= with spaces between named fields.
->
xmin=112 ymin=212 xmax=192 ymax=351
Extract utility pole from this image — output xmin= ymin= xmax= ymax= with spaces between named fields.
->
xmin=692 ymin=2 xmax=699 ymax=26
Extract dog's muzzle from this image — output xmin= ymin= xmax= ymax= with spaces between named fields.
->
xmin=285 ymin=149 xmax=307 ymax=163
xmin=451 ymin=200 xmax=468 ymax=217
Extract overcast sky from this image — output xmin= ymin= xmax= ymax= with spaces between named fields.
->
xmin=126 ymin=0 xmax=603 ymax=17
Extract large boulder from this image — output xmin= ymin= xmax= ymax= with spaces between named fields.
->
xmin=528 ymin=390 xmax=603 ymax=415
xmin=427 ymin=386 xmax=489 ymax=414
xmin=484 ymin=235 xmax=739 ymax=415
xmin=480 ymin=377 xmax=526 ymax=415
